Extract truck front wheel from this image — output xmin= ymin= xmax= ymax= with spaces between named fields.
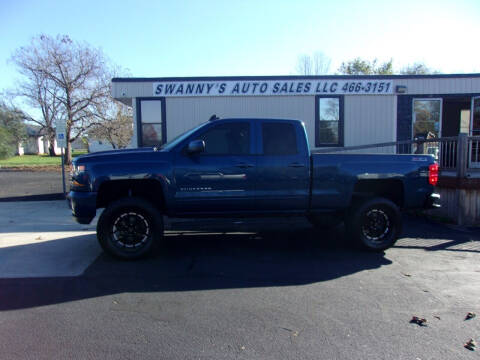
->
xmin=347 ymin=197 xmax=402 ymax=251
xmin=97 ymin=197 xmax=163 ymax=259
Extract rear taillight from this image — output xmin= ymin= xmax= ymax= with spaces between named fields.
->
xmin=429 ymin=163 xmax=439 ymax=186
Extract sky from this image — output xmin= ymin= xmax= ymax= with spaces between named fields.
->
xmin=1 ymin=0 xmax=480 ymax=94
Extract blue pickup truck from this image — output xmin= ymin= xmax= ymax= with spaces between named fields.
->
xmin=68 ymin=117 xmax=439 ymax=259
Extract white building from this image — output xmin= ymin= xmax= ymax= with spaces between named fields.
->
xmin=17 ymin=125 xmax=61 ymax=155
xmin=111 ymin=74 xmax=480 ymax=157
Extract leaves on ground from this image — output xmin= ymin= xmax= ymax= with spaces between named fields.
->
xmin=410 ymin=316 xmax=427 ymax=326
xmin=464 ymin=339 xmax=476 ymax=351
xmin=465 ymin=312 xmax=476 ymax=320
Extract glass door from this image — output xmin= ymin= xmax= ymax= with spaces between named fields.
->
xmin=470 ymin=97 xmax=480 ymax=167
xmin=412 ymin=98 xmax=442 ymax=159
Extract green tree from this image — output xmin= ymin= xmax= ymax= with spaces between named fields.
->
xmin=338 ymin=58 xmax=394 ymax=75
xmin=0 ymin=127 xmax=15 ymax=159
xmin=0 ymin=102 xmax=27 ymax=154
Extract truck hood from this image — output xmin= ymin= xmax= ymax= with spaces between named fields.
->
xmin=74 ymin=147 xmax=166 ymax=165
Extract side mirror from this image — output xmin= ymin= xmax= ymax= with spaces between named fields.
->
xmin=187 ymin=140 xmax=205 ymax=155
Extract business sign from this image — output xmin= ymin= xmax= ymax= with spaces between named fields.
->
xmin=55 ymin=120 xmax=66 ymax=148
xmin=153 ymin=79 xmax=393 ymax=97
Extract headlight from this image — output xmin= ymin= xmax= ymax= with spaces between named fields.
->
xmin=70 ymin=164 xmax=89 ymax=190
xmin=72 ymin=164 xmax=86 ymax=173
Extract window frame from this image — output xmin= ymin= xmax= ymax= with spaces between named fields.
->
xmin=136 ymin=97 xmax=167 ymax=147
xmin=411 ymin=98 xmax=443 ymax=139
xmin=315 ymin=95 xmax=344 ymax=147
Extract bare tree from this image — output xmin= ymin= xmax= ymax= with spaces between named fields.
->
xmin=313 ymin=52 xmax=331 ymax=75
xmin=9 ymin=68 xmax=63 ymax=155
xmin=296 ymin=52 xmax=331 ymax=75
xmin=10 ymin=34 xmax=111 ymax=164
xmin=296 ymin=54 xmax=313 ymax=75
xmin=89 ymin=99 xmax=133 ymax=149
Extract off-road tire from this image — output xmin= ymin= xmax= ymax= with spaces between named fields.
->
xmin=97 ymin=197 xmax=163 ymax=260
xmin=347 ymin=197 xmax=402 ymax=251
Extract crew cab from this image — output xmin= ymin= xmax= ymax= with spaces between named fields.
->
xmin=68 ymin=117 xmax=439 ymax=259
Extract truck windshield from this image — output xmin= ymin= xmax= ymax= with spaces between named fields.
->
xmin=160 ymin=122 xmax=209 ymax=151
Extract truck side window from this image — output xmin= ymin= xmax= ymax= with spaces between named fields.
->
xmin=197 ymin=123 xmax=250 ymax=155
xmin=262 ymin=123 xmax=298 ymax=155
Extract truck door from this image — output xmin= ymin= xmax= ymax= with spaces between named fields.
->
xmin=172 ymin=120 xmax=257 ymax=213
xmin=255 ymin=121 xmax=310 ymax=212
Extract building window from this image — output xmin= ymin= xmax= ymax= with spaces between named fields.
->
xmin=137 ymin=98 xmax=166 ymax=147
xmin=412 ymin=99 xmax=442 ymax=139
xmin=315 ymin=96 xmax=344 ymax=147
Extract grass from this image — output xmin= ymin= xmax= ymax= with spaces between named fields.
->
xmin=0 ymin=150 xmax=88 ymax=168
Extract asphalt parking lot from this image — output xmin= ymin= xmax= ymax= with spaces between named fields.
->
xmin=0 ymin=200 xmax=479 ymax=359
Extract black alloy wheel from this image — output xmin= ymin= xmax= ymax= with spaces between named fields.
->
xmin=97 ymin=197 xmax=163 ymax=259
xmin=347 ymin=197 xmax=402 ymax=251
xmin=361 ymin=208 xmax=390 ymax=243
xmin=112 ymin=211 xmax=151 ymax=249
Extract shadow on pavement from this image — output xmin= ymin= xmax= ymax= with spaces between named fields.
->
xmin=0 ymin=225 xmax=391 ymax=311
xmin=396 ymin=215 xmax=480 ymax=253
xmin=0 ymin=193 xmax=65 ymax=202
xmin=1 ymin=215 xmax=478 ymax=311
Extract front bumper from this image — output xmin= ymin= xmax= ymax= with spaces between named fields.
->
xmin=424 ymin=192 xmax=441 ymax=209
xmin=67 ymin=191 xmax=97 ymax=224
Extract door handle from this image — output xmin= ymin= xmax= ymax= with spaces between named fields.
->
xmin=235 ymin=163 xmax=254 ymax=168
xmin=288 ymin=162 xmax=305 ymax=168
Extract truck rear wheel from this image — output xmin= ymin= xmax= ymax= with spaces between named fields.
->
xmin=97 ymin=197 xmax=163 ymax=260
xmin=347 ymin=197 xmax=401 ymax=251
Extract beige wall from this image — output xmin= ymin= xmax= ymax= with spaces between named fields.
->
xmin=165 ymin=96 xmax=316 ymax=146
xmin=343 ymin=95 xmax=397 ymax=153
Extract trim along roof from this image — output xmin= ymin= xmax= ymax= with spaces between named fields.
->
xmin=113 ymin=73 xmax=480 ymax=83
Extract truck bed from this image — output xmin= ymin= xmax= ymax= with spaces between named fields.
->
xmin=310 ymin=153 xmax=435 ymax=211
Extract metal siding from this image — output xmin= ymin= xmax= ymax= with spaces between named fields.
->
xmin=113 ymin=77 xmax=480 ymax=99
xmin=130 ymin=98 xmax=138 ymax=147
xmin=393 ymin=77 xmax=480 ymax=94
xmin=165 ymin=96 xmax=316 ymax=146
xmin=392 ymin=95 xmax=397 ymax=142
xmin=344 ymin=95 xmax=396 ymax=153
xmin=112 ymin=82 xmax=155 ymax=99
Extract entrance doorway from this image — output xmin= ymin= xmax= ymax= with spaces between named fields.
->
xmin=470 ymin=97 xmax=480 ymax=167
xmin=442 ymin=97 xmax=471 ymax=136
xmin=471 ymin=97 xmax=480 ymax=136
